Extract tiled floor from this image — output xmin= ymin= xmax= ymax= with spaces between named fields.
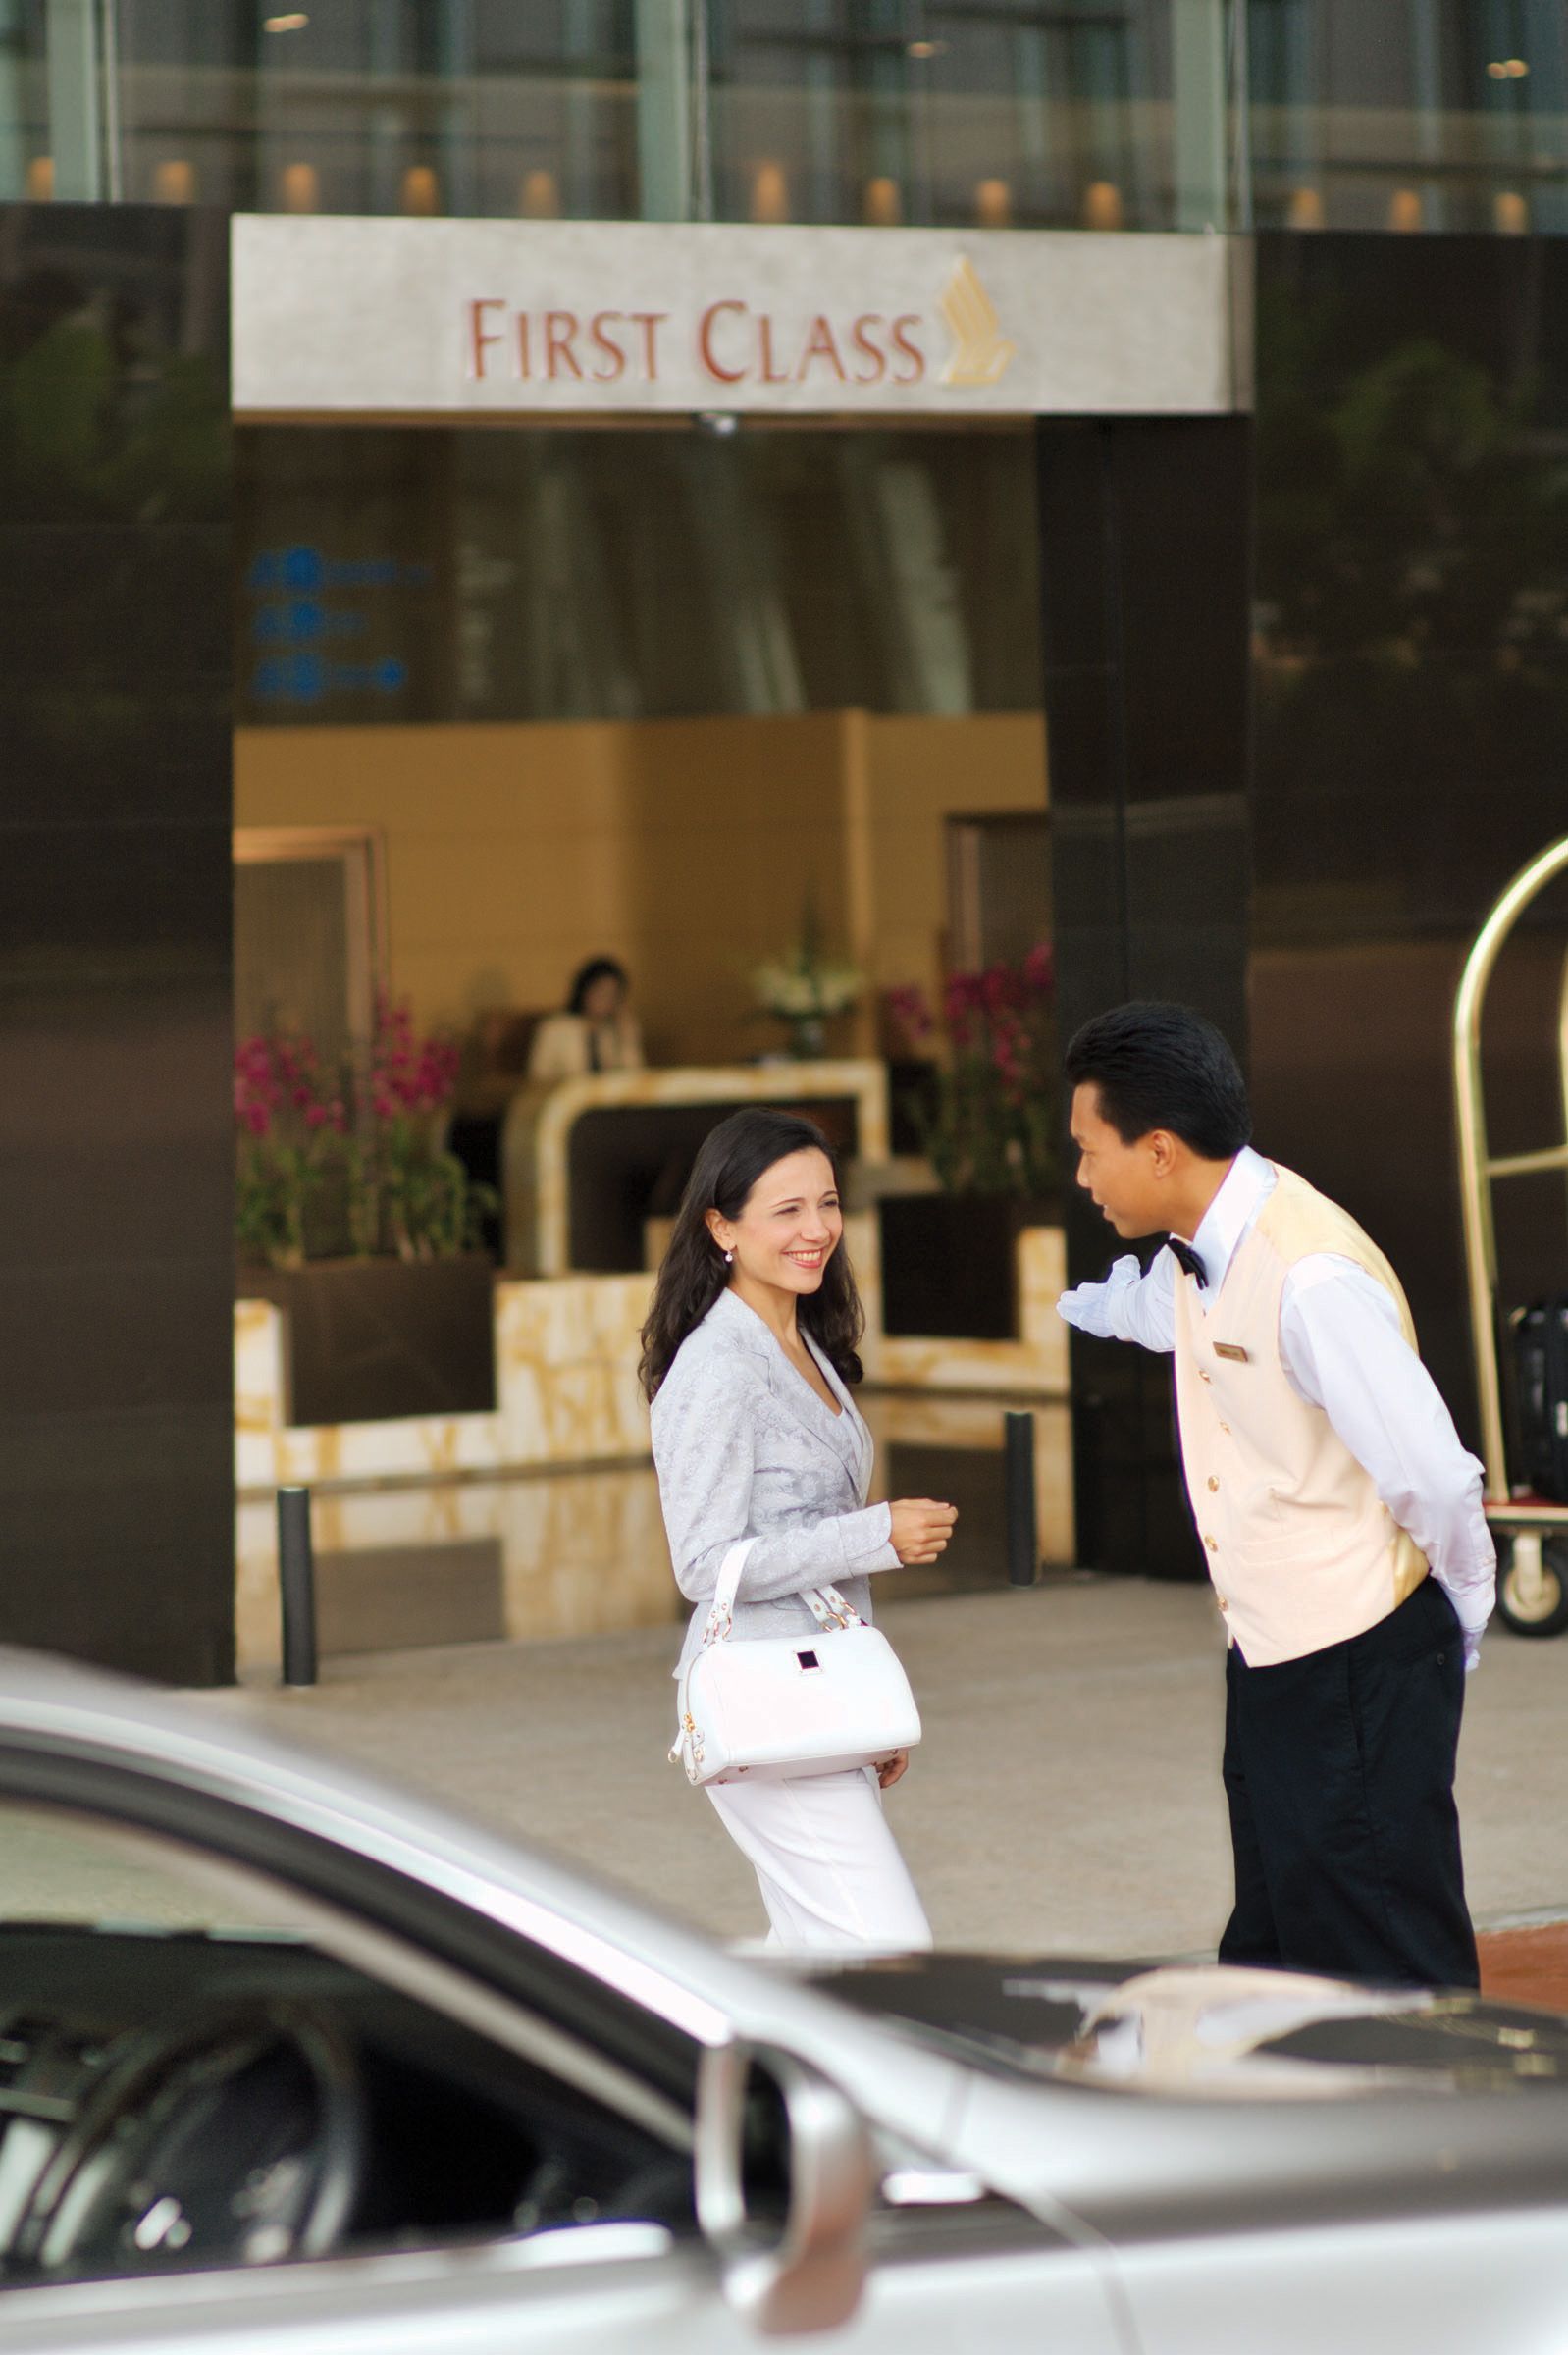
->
xmin=214 ymin=1576 xmax=1568 ymax=1982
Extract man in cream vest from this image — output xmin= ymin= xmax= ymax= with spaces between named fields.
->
xmin=1058 ymin=1003 xmax=1494 ymax=1990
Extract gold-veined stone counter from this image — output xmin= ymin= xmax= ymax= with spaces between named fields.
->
xmin=234 ymin=1207 xmax=1073 ymax=1662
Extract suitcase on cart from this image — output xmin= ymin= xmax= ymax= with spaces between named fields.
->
xmin=1512 ymin=1296 xmax=1568 ymax=1503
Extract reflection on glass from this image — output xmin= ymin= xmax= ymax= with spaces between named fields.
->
xmin=1248 ymin=0 xmax=1568 ymax=236
xmin=1252 ymin=235 xmax=1568 ymax=945
xmin=4 ymin=0 xmax=1559 ymax=233
xmin=102 ymin=0 xmax=640 ymax=218
xmin=235 ymin=423 xmax=1044 ymax=726
xmin=706 ymin=0 xmax=1186 ymax=232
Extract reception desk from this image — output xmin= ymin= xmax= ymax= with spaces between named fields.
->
xmin=501 ymin=1059 xmax=892 ymax=1278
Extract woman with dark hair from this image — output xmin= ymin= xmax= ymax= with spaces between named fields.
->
xmin=527 ymin=956 xmax=644 ymax=1081
xmin=643 ymin=1107 xmax=956 ymax=1952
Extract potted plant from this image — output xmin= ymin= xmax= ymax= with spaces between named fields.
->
xmin=234 ymin=1033 xmax=347 ymax=1270
xmin=879 ymin=946 xmax=1059 ymax=1340
xmin=235 ymin=996 xmax=498 ymax=1425
xmin=750 ymin=899 xmax=863 ymax=1061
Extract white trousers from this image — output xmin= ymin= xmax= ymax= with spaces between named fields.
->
xmin=706 ymin=1766 xmax=932 ymax=1954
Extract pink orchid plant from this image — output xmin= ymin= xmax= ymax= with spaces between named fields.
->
xmin=347 ymin=994 xmax=481 ymax=1261
xmin=234 ymin=1032 xmax=347 ymax=1267
xmin=885 ymin=944 xmax=1058 ymax=1198
xmin=235 ymin=995 xmax=493 ymax=1267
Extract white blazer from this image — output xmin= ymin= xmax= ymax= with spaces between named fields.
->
xmin=651 ymin=1288 xmax=899 ymax=1680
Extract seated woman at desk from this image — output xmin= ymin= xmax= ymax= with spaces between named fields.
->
xmin=528 ymin=957 xmax=646 ymax=1082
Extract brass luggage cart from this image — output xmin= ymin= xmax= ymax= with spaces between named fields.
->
xmin=1453 ymin=832 xmax=1568 ymax=1637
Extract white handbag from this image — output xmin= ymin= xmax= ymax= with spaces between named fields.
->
xmin=671 ymin=1540 xmax=921 ymax=1788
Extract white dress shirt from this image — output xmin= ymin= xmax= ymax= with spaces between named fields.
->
xmin=1058 ymin=1148 xmax=1495 ymax=1666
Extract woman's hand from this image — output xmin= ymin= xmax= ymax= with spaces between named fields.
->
xmin=888 ymin=1497 xmax=958 ymax=1564
xmin=876 ymin=1750 xmax=910 ymax=1790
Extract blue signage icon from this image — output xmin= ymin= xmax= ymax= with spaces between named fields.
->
xmin=244 ymin=545 xmax=423 ymax=704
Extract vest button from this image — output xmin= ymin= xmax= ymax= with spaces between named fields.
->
xmin=1218 ymin=1596 xmax=1229 ymax=1613
xmin=1205 ymin=1536 xmax=1219 ymax=1552
xmin=1207 ymin=1476 xmax=1220 ymax=1492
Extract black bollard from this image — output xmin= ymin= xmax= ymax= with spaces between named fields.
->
xmin=277 ymin=1486 xmax=319 ymax=1687
xmin=1003 ymin=1410 xmax=1038 ymax=1588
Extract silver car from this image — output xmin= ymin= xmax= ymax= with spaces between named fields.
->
xmin=0 ymin=1649 xmax=1564 ymax=2355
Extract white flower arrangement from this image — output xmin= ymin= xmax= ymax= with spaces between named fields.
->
xmin=750 ymin=954 xmax=863 ymax=1019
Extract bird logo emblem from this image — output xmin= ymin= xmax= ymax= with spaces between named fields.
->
xmin=938 ymin=256 xmax=1017 ymax=388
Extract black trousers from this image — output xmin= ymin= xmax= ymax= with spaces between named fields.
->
xmin=1219 ymin=1577 xmax=1479 ymax=1990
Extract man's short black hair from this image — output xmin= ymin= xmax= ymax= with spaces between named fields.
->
xmin=1065 ymin=1002 xmax=1251 ymax=1161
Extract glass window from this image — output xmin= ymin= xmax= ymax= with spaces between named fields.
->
xmin=706 ymin=0 xmax=1184 ymax=232
xmin=1248 ymin=0 xmax=1568 ymax=235
xmin=5 ymin=0 xmax=1235 ymax=227
xmin=0 ymin=2 xmax=48 ymax=199
xmin=13 ymin=0 xmax=639 ymax=215
xmin=235 ymin=421 xmax=1045 ymax=724
xmin=0 ymin=1797 xmax=699 ymax=2281
xmin=7 ymin=0 xmax=1564 ymax=231
xmin=0 ymin=1800 xmax=304 ymax=1933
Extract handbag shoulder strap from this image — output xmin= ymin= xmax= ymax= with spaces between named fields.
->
xmin=702 ymin=1550 xmax=864 ymax=1646
xmin=804 ymin=1585 xmax=863 ymax=1629
xmin=701 ymin=1540 xmax=756 ymax=1645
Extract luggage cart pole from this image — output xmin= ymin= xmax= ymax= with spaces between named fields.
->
xmin=1451 ymin=833 xmax=1568 ymax=1635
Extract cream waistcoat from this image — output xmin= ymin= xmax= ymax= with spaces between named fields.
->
xmin=1173 ymin=1165 xmax=1429 ymax=1666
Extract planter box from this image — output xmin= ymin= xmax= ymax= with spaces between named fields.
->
xmin=238 ymin=1255 xmax=497 ymax=1426
xmin=878 ymin=1193 xmax=1056 ymax=1341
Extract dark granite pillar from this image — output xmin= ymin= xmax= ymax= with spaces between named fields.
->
xmin=1250 ymin=233 xmax=1568 ymax=1456
xmin=1037 ymin=415 xmax=1253 ymax=1577
xmin=0 ymin=206 xmax=235 ymax=1684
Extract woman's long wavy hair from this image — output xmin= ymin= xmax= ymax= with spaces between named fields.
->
xmin=639 ymin=1108 xmax=864 ymax=1401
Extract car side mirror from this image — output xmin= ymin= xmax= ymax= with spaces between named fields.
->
xmin=695 ymin=2041 xmax=875 ymax=2336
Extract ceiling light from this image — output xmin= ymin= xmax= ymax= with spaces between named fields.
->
xmin=1487 ymin=57 xmax=1529 ymax=78
xmin=907 ymin=40 xmax=947 ymax=60
xmin=265 ymin=12 xmax=309 ymax=30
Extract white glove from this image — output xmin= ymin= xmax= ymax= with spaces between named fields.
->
xmin=1057 ymin=1254 xmax=1145 ymax=1340
xmin=1463 ymin=1634 xmax=1483 ymax=1674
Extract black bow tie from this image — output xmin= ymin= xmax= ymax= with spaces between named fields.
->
xmin=1167 ymin=1236 xmax=1208 ymax=1288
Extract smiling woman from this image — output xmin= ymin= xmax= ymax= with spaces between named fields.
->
xmin=642 ymin=1108 xmax=955 ymax=1955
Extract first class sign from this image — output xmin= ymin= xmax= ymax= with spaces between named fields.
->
xmin=232 ymin=217 xmax=1238 ymax=421
xmin=466 ymin=294 xmax=934 ymax=395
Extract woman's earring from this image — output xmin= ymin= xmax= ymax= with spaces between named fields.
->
xmin=723 ymin=1248 xmax=734 ymax=1265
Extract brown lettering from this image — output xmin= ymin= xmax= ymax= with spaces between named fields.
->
xmin=516 ymin=313 xmax=532 ymax=380
xmin=628 ymin=311 xmax=667 ymax=379
xmin=848 ymin=314 xmax=887 ymax=385
xmin=589 ymin=311 xmax=627 ymax=383
xmin=698 ymin=299 xmax=748 ymax=385
xmin=466 ymin=297 xmax=505 ymax=381
xmin=890 ymin=314 xmax=925 ymax=384
xmin=797 ymin=314 xmax=846 ymax=383
xmin=758 ymin=315 xmax=791 ymax=386
xmin=545 ymin=310 xmax=583 ymax=380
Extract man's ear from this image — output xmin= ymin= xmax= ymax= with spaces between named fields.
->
xmin=1146 ymin=1128 xmax=1181 ymax=1180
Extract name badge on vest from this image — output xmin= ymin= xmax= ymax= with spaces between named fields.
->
xmin=1213 ymin=1342 xmax=1250 ymax=1364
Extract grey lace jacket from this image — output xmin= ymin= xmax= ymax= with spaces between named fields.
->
xmin=652 ymin=1287 xmax=900 ymax=1680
